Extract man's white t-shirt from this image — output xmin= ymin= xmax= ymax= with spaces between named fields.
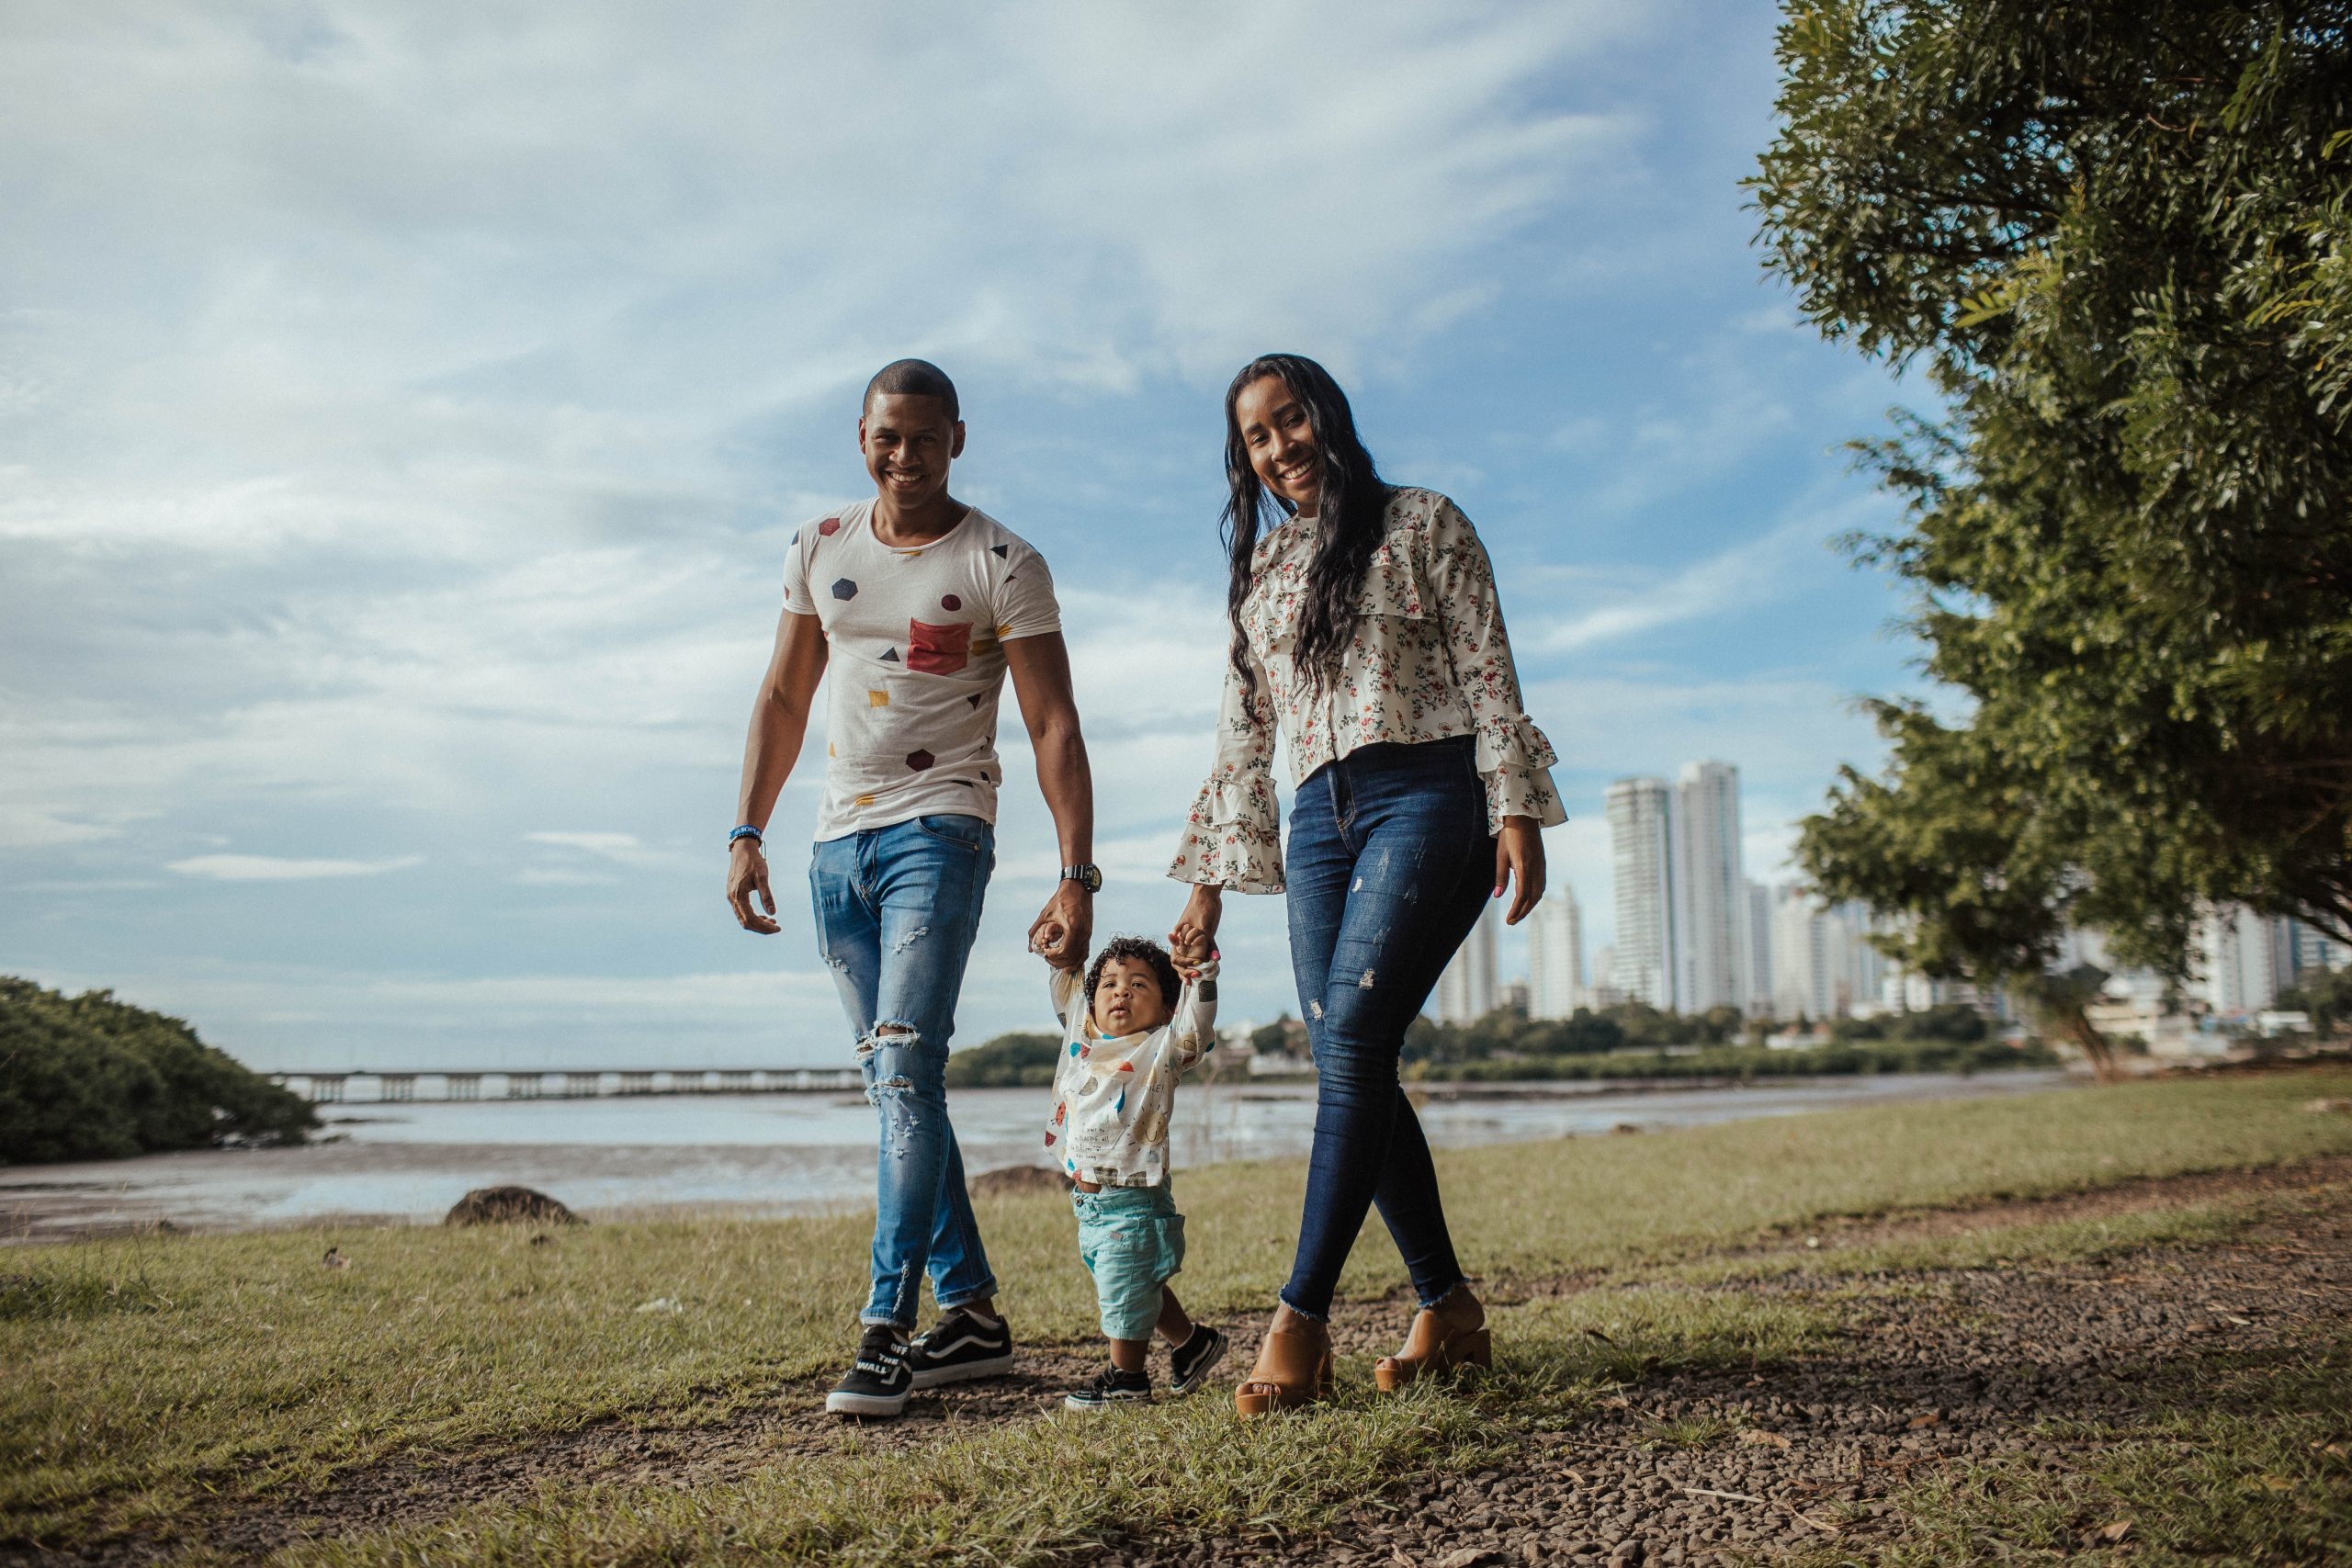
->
xmin=781 ymin=500 xmax=1060 ymax=841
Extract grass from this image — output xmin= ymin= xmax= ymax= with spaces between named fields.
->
xmin=4 ymin=1067 xmax=2351 ymax=1562
xmin=1785 ymin=1341 xmax=2352 ymax=1565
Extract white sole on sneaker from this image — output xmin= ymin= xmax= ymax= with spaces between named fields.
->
xmin=907 ymin=1351 xmax=1015 ymax=1390
xmin=824 ymin=1388 xmax=910 ymax=1417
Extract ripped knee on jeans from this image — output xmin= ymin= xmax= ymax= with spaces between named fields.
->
xmin=859 ymin=1022 xmax=927 ymax=1158
xmin=855 ymin=1020 xmax=920 ymax=1057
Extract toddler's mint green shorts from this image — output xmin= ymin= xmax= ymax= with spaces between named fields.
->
xmin=1072 ymin=1178 xmax=1185 ymax=1340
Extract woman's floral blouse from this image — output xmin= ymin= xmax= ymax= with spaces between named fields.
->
xmin=1168 ymin=487 xmax=1565 ymax=894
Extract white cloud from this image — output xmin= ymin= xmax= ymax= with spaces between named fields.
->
xmin=1532 ymin=490 xmax=1886 ymax=656
xmin=0 ymin=2 xmax=1930 ymax=1059
xmin=526 ymin=830 xmax=663 ymax=864
xmin=166 ymin=853 xmax=424 ymax=882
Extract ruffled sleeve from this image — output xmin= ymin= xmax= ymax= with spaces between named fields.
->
xmin=1168 ymin=649 xmax=1285 ymax=893
xmin=1424 ymin=495 xmax=1567 ymax=834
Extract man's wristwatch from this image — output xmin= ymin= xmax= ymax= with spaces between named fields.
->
xmin=1059 ymin=863 xmax=1102 ymax=893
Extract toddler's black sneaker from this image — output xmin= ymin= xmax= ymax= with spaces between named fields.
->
xmin=825 ymin=1324 xmax=913 ymax=1417
xmin=1062 ymin=1364 xmax=1152 ymax=1411
xmin=906 ymin=1306 xmax=1015 ymax=1389
xmin=1169 ymin=1324 xmax=1230 ymax=1395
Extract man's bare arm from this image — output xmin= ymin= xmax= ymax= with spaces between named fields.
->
xmin=1003 ymin=631 xmax=1093 ymax=966
xmin=728 ymin=608 xmax=829 ymax=934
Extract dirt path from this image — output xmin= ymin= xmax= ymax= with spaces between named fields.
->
xmin=14 ymin=1157 xmax=2351 ymax=1565
xmin=1114 ymin=1175 xmax=2352 ymax=1566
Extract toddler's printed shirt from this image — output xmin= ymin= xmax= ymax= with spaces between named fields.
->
xmin=1043 ymin=960 xmax=1218 ymax=1188
xmin=780 ymin=500 xmax=1060 ymax=841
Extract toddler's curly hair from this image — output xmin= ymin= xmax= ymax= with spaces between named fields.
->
xmin=1084 ymin=934 xmax=1182 ymax=1013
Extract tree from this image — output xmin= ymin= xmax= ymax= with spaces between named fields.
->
xmin=2278 ymin=965 xmax=2352 ymax=1032
xmin=1756 ymin=3 xmax=2352 ymax=1027
xmin=0 ymin=977 xmax=317 ymax=1163
xmin=942 ymin=1031 xmax=1062 ymax=1089
xmin=1797 ymin=709 xmax=2136 ymax=1078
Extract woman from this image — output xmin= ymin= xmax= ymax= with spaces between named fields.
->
xmin=1169 ymin=354 xmax=1565 ymax=1414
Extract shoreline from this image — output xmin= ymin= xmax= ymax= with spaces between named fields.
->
xmin=0 ymin=1068 xmax=2084 ymax=1246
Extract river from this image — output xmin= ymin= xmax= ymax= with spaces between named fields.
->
xmin=1 ymin=1070 xmax=2075 ymax=1241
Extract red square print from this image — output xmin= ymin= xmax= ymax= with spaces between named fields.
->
xmin=906 ymin=617 xmax=972 ymax=675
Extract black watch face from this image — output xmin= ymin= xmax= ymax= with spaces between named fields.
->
xmin=1069 ymin=865 xmax=1101 ymax=892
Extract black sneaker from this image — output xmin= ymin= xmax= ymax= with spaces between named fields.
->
xmin=1168 ymin=1324 xmax=1229 ymax=1396
xmin=825 ymin=1325 xmax=912 ymax=1417
xmin=1063 ymin=1364 xmax=1152 ymax=1411
xmin=905 ymin=1306 xmax=1015 ymax=1390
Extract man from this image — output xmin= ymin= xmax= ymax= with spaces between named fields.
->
xmin=726 ymin=359 xmax=1097 ymax=1417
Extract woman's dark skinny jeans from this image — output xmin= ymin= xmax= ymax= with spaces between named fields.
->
xmin=1279 ymin=734 xmax=1494 ymax=1321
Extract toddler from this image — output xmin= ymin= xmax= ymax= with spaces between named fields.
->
xmin=1045 ymin=932 xmax=1228 ymax=1409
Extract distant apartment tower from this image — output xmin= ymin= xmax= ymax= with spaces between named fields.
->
xmin=1740 ymin=879 xmax=1774 ymax=1012
xmin=2291 ymin=919 xmax=2351 ymax=976
xmin=1434 ymin=902 xmax=1499 ymax=1025
xmin=1770 ymin=890 xmax=1859 ymax=1021
xmin=1527 ymin=884 xmax=1585 ymax=1020
xmin=2194 ymin=906 xmax=2283 ymax=1016
xmin=1672 ymin=761 xmax=1747 ymax=1013
xmin=1606 ymin=777 xmax=1676 ymax=1009
xmin=1607 ymin=763 xmax=1753 ymax=1014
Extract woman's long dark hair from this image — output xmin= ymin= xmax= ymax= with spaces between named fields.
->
xmin=1219 ymin=354 xmax=1390 ymax=694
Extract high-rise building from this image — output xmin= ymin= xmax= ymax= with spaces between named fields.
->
xmin=1672 ymin=761 xmax=1746 ymax=1013
xmin=2290 ymin=920 xmax=2351 ymax=976
xmin=1605 ymin=777 xmax=1675 ymax=1009
xmin=1434 ymin=902 xmax=1498 ymax=1025
xmin=2194 ymin=906 xmax=2285 ymax=1015
xmin=1740 ymin=879 xmax=1774 ymax=1012
xmin=1770 ymin=890 xmax=1861 ymax=1021
xmin=1527 ymin=884 xmax=1585 ymax=1020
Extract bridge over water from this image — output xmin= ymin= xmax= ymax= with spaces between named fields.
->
xmin=266 ymin=1067 xmax=866 ymax=1103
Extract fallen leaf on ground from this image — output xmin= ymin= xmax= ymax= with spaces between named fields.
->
xmin=2098 ymin=1519 xmax=2132 ymax=1542
xmin=1906 ymin=1412 xmax=1941 ymax=1429
xmin=1738 ymin=1429 xmax=1792 ymax=1449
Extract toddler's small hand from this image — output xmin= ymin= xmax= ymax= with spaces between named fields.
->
xmin=1168 ymin=920 xmax=1208 ymax=967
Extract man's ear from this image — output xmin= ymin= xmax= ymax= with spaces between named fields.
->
xmin=949 ymin=421 xmax=967 ymax=459
xmin=856 ymin=415 xmax=869 ymax=451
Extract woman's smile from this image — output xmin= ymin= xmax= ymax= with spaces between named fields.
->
xmin=1234 ymin=373 xmax=1325 ymax=509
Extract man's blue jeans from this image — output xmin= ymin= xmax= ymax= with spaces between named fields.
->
xmin=1281 ymin=735 xmax=1492 ymax=1321
xmin=808 ymin=813 xmax=999 ymax=1329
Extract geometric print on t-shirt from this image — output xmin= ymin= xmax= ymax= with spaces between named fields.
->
xmin=779 ymin=499 xmax=1060 ymax=841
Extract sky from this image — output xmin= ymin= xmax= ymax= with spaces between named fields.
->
xmin=1 ymin=1 xmax=1930 ymax=1072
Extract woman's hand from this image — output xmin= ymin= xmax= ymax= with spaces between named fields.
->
xmin=1493 ymin=818 xmax=1544 ymax=926
xmin=1169 ymin=884 xmax=1223 ymax=966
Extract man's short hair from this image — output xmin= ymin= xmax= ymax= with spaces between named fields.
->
xmin=864 ymin=359 xmax=959 ymax=421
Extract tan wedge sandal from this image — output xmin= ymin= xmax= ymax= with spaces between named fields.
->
xmin=1374 ymin=1306 xmax=1491 ymax=1392
xmin=1233 ymin=1321 xmax=1334 ymax=1416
